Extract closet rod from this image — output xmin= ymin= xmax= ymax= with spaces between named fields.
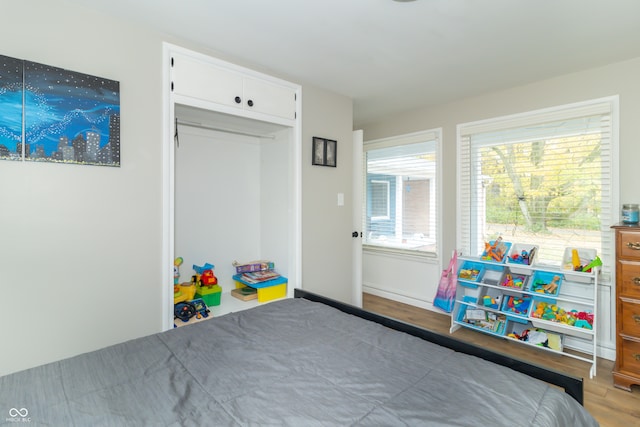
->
xmin=176 ymin=119 xmax=275 ymax=139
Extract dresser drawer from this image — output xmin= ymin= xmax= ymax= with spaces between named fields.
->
xmin=618 ymin=337 xmax=640 ymax=376
xmin=619 ymin=260 xmax=640 ymax=299
xmin=621 ymin=299 xmax=640 ymax=337
xmin=618 ymin=230 xmax=640 ymax=260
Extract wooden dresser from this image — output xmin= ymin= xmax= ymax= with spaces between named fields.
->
xmin=611 ymin=223 xmax=640 ymax=391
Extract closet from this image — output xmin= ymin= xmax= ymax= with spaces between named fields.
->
xmin=162 ymin=43 xmax=302 ymax=330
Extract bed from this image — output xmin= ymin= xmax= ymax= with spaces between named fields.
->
xmin=1 ymin=290 xmax=598 ymax=426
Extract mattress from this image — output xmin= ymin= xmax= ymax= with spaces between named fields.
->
xmin=0 ymin=297 xmax=598 ymax=426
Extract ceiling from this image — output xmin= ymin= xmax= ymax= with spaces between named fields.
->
xmin=73 ymin=0 xmax=640 ymax=127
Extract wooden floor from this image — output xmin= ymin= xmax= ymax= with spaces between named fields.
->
xmin=362 ymin=293 xmax=640 ymax=427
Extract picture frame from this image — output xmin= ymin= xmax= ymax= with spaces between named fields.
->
xmin=0 ymin=54 xmax=121 ymax=166
xmin=312 ymin=136 xmax=337 ymax=167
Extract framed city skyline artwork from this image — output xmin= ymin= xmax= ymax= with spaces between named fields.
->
xmin=0 ymin=54 xmax=120 ymax=166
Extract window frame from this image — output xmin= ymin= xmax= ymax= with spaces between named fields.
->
xmin=363 ymin=128 xmax=442 ymax=258
xmin=456 ymin=96 xmax=619 ymax=279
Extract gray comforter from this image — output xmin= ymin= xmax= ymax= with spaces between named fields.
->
xmin=1 ymin=298 xmax=598 ymax=426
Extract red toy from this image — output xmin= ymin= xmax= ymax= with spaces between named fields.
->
xmin=201 ymin=269 xmax=218 ymax=286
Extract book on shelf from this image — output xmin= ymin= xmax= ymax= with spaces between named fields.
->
xmin=233 ymin=260 xmax=275 ymax=273
xmin=240 ymin=269 xmax=281 ymax=284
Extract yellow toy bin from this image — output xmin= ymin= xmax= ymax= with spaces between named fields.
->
xmin=196 ymin=284 xmax=222 ymax=307
xmin=232 ymin=274 xmax=287 ymax=303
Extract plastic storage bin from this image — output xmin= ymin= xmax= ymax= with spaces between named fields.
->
xmin=529 ymin=298 xmax=594 ymax=340
xmin=562 ymin=248 xmax=598 ymax=283
xmin=506 ymin=244 xmax=538 ymax=274
xmin=504 ymin=322 xmax=563 ymax=351
xmin=507 ymin=243 xmax=538 ymax=266
xmin=233 ymin=274 xmax=288 ymax=303
xmin=499 ymin=272 xmax=529 ymax=290
xmin=458 ymin=261 xmax=485 ymax=286
xmin=195 ymin=284 xmax=222 ymax=306
xmin=456 ymin=304 xmax=507 ymax=336
xmin=529 ymin=271 xmax=563 ymax=297
xmin=501 ymin=294 xmax=532 ymax=318
xmin=478 ymin=287 xmax=503 ymax=310
xmin=481 ymin=263 xmax=505 ymax=286
xmin=480 ymin=239 xmax=512 ymax=263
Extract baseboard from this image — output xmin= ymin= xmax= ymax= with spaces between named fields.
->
xmin=363 ymin=285 xmax=446 ymax=314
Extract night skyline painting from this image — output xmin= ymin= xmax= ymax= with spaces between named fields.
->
xmin=0 ymin=55 xmax=120 ymax=166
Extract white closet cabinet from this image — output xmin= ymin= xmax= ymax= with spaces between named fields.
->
xmin=171 ymin=52 xmax=296 ymax=121
xmin=162 ymin=43 xmax=302 ymax=330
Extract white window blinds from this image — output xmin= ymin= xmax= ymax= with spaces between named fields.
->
xmin=458 ymin=97 xmax=616 ymax=277
xmin=364 ymin=129 xmax=440 ymax=254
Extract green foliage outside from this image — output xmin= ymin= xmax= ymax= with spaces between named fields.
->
xmin=482 ymin=136 xmax=602 ymax=232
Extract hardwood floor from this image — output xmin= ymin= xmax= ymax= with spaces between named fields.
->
xmin=362 ymin=293 xmax=640 ymax=427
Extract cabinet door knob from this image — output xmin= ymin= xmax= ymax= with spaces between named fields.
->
xmin=234 ymin=96 xmax=242 ymax=104
xmin=633 ymin=315 xmax=640 ymax=324
xmin=633 ymin=277 xmax=640 ymax=285
xmin=627 ymin=242 xmax=640 ymax=250
xmin=247 ymin=99 xmax=254 ymax=107
xmin=634 ymin=353 xmax=640 ymax=362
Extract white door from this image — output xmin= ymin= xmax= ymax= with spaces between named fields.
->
xmin=352 ymin=130 xmax=363 ymax=307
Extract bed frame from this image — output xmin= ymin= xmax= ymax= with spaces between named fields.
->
xmin=294 ymin=289 xmax=584 ymax=405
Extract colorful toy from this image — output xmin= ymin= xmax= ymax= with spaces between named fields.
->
xmin=503 ymin=295 xmax=531 ymax=315
xmin=174 ymin=301 xmax=196 ymax=322
xmin=510 ymin=248 xmax=536 ymax=265
xmin=531 ymin=301 xmax=593 ymax=329
xmin=567 ymin=249 xmax=602 ymax=273
xmin=459 ymin=268 xmax=481 ymax=280
xmin=482 ymin=237 xmax=508 ymax=262
xmin=581 ymin=256 xmax=602 ymax=273
xmin=571 ymin=249 xmax=581 ymax=270
xmin=201 ymin=268 xmax=218 ymax=286
xmin=191 ymin=262 xmax=218 ymax=287
xmin=193 ymin=262 xmax=215 ymax=275
xmin=174 ymin=257 xmax=183 ymax=285
xmin=482 ymin=295 xmax=500 ymax=309
xmin=501 ymin=273 xmax=525 ymax=289
xmin=531 ymin=275 xmax=560 ymax=294
xmin=174 ymin=257 xmax=197 ymax=304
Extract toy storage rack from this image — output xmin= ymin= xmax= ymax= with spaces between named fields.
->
xmin=450 ymin=254 xmax=598 ymax=379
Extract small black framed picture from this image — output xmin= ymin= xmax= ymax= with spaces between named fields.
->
xmin=312 ymin=137 xmax=337 ymax=167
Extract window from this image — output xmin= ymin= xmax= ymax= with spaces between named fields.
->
xmin=458 ymin=97 xmax=617 ymax=277
xmin=370 ymin=180 xmax=390 ymax=219
xmin=363 ymin=129 xmax=440 ymax=254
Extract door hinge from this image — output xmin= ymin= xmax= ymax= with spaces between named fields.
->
xmin=171 ymin=81 xmax=174 ymax=92
xmin=171 ymin=57 xmax=174 ymax=67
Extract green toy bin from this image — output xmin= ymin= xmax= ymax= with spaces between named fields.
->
xmin=196 ymin=284 xmax=222 ymax=307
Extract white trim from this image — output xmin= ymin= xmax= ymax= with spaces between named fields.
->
xmin=363 ymin=127 xmax=443 ymax=257
xmin=365 ymin=128 xmax=440 ymax=151
xmin=161 ymin=42 xmax=302 ymax=331
xmin=161 ymin=43 xmax=174 ymax=331
xmin=363 ymin=285 xmax=441 ymax=313
xmin=456 ymin=95 xmax=619 ymax=256
xmin=458 ymin=96 xmax=617 ymax=136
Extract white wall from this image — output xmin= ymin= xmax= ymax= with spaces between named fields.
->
xmin=174 ymin=126 xmax=262 ymax=290
xmin=0 ymin=2 xmax=163 ymax=376
xmin=0 ymin=1 xmax=354 ymax=375
xmin=361 ymin=56 xmax=640 ymax=358
xmin=301 ymin=85 xmax=355 ymax=303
